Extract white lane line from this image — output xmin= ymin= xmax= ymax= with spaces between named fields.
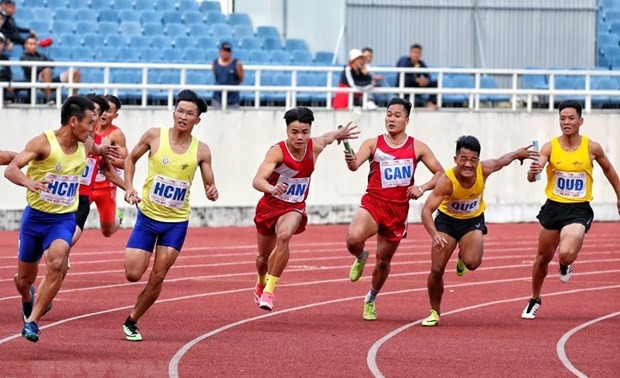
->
xmin=166 ymin=272 xmax=620 ymax=378
xmin=367 ymin=285 xmax=620 ymax=378
xmin=556 ymin=311 xmax=620 ymax=378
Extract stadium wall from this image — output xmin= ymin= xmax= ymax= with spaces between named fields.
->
xmin=345 ymin=0 xmax=597 ymax=68
xmin=0 ymin=108 xmax=618 ymax=230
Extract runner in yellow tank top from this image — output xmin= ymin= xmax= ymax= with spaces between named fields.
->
xmin=420 ymin=135 xmax=537 ymax=326
xmin=121 ymin=90 xmax=218 ymax=342
xmin=4 ymin=96 xmax=121 ymax=342
xmin=522 ymin=100 xmax=620 ymax=320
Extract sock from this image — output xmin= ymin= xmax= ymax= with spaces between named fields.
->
xmin=126 ymin=315 xmax=136 ymax=325
xmin=264 ymin=274 xmax=279 ymax=294
xmin=357 ymin=249 xmax=369 ymax=263
xmin=365 ymin=287 xmax=379 ymax=303
xmin=257 ymin=274 xmax=267 ymax=287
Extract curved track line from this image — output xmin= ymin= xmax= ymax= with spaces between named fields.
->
xmin=166 ymin=273 xmax=620 ymax=378
xmin=366 ymin=285 xmax=620 ymax=378
xmin=556 ymin=311 xmax=620 ymax=378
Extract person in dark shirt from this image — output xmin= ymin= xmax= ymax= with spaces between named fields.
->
xmin=20 ymin=35 xmax=80 ymax=104
xmin=0 ymin=0 xmax=36 ymax=49
xmin=333 ymin=48 xmax=374 ymax=110
xmin=0 ymin=31 xmax=13 ymax=102
xmin=395 ymin=43 xmax=438 ymax=109
xmin=212 ymin=41 xmax=244 ymax=109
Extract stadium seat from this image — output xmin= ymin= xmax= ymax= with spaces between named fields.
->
xmin=53 ymin=21 xmax=75 ymax=36
xmin=266 ymin=72 xmax=291 ymax=104
xmin=182 ymin=48 xmax=205 ymax=63
xmin=256 ymin=25 xmax=280 ymax=40
xmin=178 ymin=0 xmax=200 ymax=12
xmin=98 ymin=21 xmax=120 ymax=36
xmin=189 ymin=24 xmax=210 ymax=37
xmin=291 ymin=50 xmax=313 ymax=66
xmin=49 ymin=46 xmax=72 ymax=61
xmin=128 ymin=35 xmax=149 ymax=48
xmin=118 ymin=47 xmax=141 ymax=62
xmin=228 ymin=13 xmax=252 ymax=27
xmin=233 ymin=25 xmax=254 ymax=39
xmin=75 ymin=8 xmax=98 ymax=23
xmin=161 ymin=48 xmax=184 ymax=63
xmin=112 ymin=70 xmax=142 ymax=101
xmin=120 ymin=22 xmax=143 ymax=37
xmin=143 ymin=23 xmax=166 ymax=37
xmin=139 ymin=47 xmax=163 ymax=62
xmin=28 ymin=20 xmax=51 ymax=34
xmin=155 ymin=0 xmax=176 ymax=11
xmin=205 ymin=48 xmax=219 ymax=61
xmin=82 ymin=33 xmax=99 ymax=47
xmin=210 ymin=23 xmax=233 ymax=39
xmin=53 ymin=10 xmax=77 ymax=23
xmin=296 ymin=73 xmax=318 ymax=104
xmin=174 ymin=35 xmax=195 ymax=49
xmin=97 ymin=47 xmax=118 ymax=62
xmin=248 ymin=49 xmax=269 ymax=64
xmin=240 ymin=37 xmax=262 ymax=50
xmin=269 ymin=50 xmax=290 ymax=65
xmin=30 ymin=8 xmax=52 ymax=22
xmin=162 ymin=11 xmax=184 ymax=25
xmin=233 ymin=49 xmax=248 ymax=61
xmin=72 ymin=46 xmax=94 ymax=62
xmin=105 ymin=34 xmax=128 ymax=48
xmin=150 ymin=35 xmax=171 ymax=48
xmin=141 ymin=10 xmax=163 ymax=25
xmin=522 ymin=67 xmax=549 ymax=89
xmin=196 ymin=36 xmax=218 ymax=49
xmin=134 ymin=0 xmax=152 ymax=10
xmin=98 ymin=10 xmax=119 ymax=23
xmin=67 ymin=0 xmax=85 ymax=9
xmin=119 ymin=10 xmax=141 ymax=23
xmin=183 ymin=11 xmax=205 ymax=25
xmin=315 ymin=51 xmax=335 ymax=65
xmin=240 ymin=71 xmax=256 ymax=104
xmin=59 ymin=33 xmax=81 ymax=47
xmin=441 ymin=76 xmax=468 ymax=105
xmin=206 ymin=12 xmax=227 ymax=25
xmin=479 ymin=76 xmax=510 ymax=103
xmin=46 ymin=0 xmax=66 ymax=9
xmin=200 ymin=1 xmax=221 ymax=13
xmin=285 ymin=38 xmax=307 ymax=52
xmin=263 ymin=37 xmax=283 ymax=51
xmin=112 ymin=0 xmax=133 ymax=10
xmin=185 ymin=71 xmax=213 ymax=101
xmin=591 ymin=76 xmax=617 ymax=105
xmin=165 ymin=24 xmax=188 ymax=37
xmin=90 ymin=0 xmax=110 ymax=10
xmin=74 ymin=22 xmax=96 ymax=37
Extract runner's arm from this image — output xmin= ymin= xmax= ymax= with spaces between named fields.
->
xmin=344 ymin=137 xmax=375 ymax=172
xmin=527 ymin=141 xmax=550 ymax=182
xmin=0 ymin=149 xmax=17 ymax=165
xmin=312 ymin=121 xmax=359 ymax=155
xmin=198 ymin=142 xmax=218 ymax=201
xmin=481 ymin=144 xmax=537 ymax=177
xmin=4 ymin=134 xmax=51 ymax=193
xmin=421 ymin=174 xmax=452 ymax=248
xmin=124 ymin=128 xmax=157 ymax=204
xmin=415 ymin=140 xmax=445 ymax=193
xmin=591 ymin=140 xmax=620 ymax=213
xmin=252 ymin=145 xmax=287 ymax=195
xmin=107 ymin=129 xmax=129 ymax=169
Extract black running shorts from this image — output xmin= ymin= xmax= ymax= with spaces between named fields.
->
xmin=434 ymin=211 xmax=488 ymax=242
xmin=536 ymin=199 xmax=594 ymax=233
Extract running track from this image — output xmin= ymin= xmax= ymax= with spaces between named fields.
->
xmin=0 ymin=222 xmax=618 ymax=377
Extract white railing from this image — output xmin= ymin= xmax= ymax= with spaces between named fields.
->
xmin=2 ymin=61 xmax=620 ymax=112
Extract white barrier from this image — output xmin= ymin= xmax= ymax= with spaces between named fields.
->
xmin=0 ymin=108 xmax=618 ymax=230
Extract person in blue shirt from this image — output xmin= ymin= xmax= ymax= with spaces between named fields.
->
xmin=395 ymin=43 xmax=438 ymax=109
xmin=212 ymin=41 xmax=244 ymax=109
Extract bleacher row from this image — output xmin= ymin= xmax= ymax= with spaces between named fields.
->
xmin=597 ymin=0 xmax=620 ymax=69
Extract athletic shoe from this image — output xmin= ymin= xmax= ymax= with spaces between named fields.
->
xmin=349 ymin=250 xmax=369 ymax=282
xmin=559 ymin=263 xmax=573 ymax=283
xmin=43 ymin=302 xmax=53 ymax=318
xmin=456 ymin=255 xmax=468 ymax=277
xmin=521 ymin=298 xmax=542 ymax=319
xmin=22 ymin=321 xmax=40 ymax=343
xmin=421 ymin=309 xmax=440 ymax=327
xmin=259 ymin=292 xmax=275 ymax=311
xmin=363 ymin=301 xmax=377 ymax=321
xmin=123 ymin=317 xmax=143 ymax=342
xmin=253 ymin=283 xmax=265 ymax=305
xmin=21 ymin=286 xmax=35 ymax=323
xmin=67 ymin=256 xmax=71 ymax=270
xmin=116 ymin=209 xmax=124 ymax=225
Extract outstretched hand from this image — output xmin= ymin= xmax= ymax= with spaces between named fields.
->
xmin=516 ymin=145 xmax=539 ymax=165
xmin=336 ymin=122 xmax=360 ymax=143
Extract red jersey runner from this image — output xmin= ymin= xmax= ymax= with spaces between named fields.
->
xmin=366 ymin=135 xmax=417 ymax=204
xmin=78 ymin=133 xmax=103 ymax=196
xmin=93 ymin=125 xmax=120 ymax=190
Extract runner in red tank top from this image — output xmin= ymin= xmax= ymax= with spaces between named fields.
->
xmin=252 ymin=107 xmax=359 ymax=311
xmin=343 ymin=97 xmax=444 ymax=321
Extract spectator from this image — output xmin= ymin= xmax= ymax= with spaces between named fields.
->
xmin=0 ymin=31 xmax=13 ymax=102
xmin=333 ymin=48 xmax=375 ymax=110
xmin=0 ymin=0 xmax=36 ymax=50
xmin=212 ymin=41 xmax=244 ymax=109
xmin=396 ymin=43 xmax=438 ymax=109
xmin=362 ymin=46 xmax=390 ymax=105
xmin=20 ymin=35 xmax=80 ymax=105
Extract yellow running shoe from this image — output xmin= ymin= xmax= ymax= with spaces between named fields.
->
xmin=349 ymin=250 xmax=369 ymax=282
xmin=363 ymin=301 xmax=377 ymax=321
xmin=456 ymin=256 xmax=468 ymax=276
xmin=421 ymin=309 xmax=440 ymax=327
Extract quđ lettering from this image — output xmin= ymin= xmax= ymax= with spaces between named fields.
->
xmin=451 ymin=201 xmax=478 ymax=211
xmin=557 ymin=178 xmax=584 ymax=191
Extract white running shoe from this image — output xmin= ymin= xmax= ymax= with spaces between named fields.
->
xmin=559 ymin=263 xmax=573 ymax=283
xmin=521 ymin=298 xmax=541 ymax=319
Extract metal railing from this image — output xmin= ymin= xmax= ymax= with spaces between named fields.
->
xmin=2 ymin=61 xmax=620 ymax=112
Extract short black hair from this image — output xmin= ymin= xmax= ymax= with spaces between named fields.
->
xmin=104 ymin=94 xmax=122 ymax=112
xmin=84 ymin=93 xmax=109 ymax=116
xmin=283 ymin=106 xmax=314 ymax=126
xmin=456 ymin=135 xmax=481 ymax=155
xmin=61 ymin=96 xmax=95 ymax=125
xmin=410 ymin=43 xmax=423 ymax=50
xmin=24 ymin=35 xmax=36 ymax=44
xmin=558 ymin=99 xmax=582 ymax=117
xmin=387 ymin=97 xmax=412 ymax=117
xmin=361 ymin=47 xmax=373 ymax=54
xmin=175 ymin=89 xmax=207 ymax=115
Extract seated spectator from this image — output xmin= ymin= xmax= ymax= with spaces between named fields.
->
xmin=0 ymin=0 xmax=36 ymax=50
xmin=0 ymin=31 xmax=13 ymax=103
xmin=395 ymin=43 xmax=438 ymax=109
xmin=20 ymin=35 xmax=80 ymax=104
xmin=212 ymin=41 xmax=244 ymax=109
xmin=333 ymin=48 xmax=375 ymax=110
xmin=362 ymin=46 xmax=391 ymax=106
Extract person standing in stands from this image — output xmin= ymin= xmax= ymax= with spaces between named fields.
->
xmin=0 ymin=31 xmax=14 ymax=102
xmin=212 ymin=41 xmax=244 ymax=109
xmin=0 ymin=0 xmax=36 ymax=49
xmin=395 ymin=43 xmax=438 ymax=109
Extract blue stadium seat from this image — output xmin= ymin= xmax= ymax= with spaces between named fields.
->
xmin=269 ymin=50 xmax=290 ymax=65
xmin=233 ymin=25 xmax=254 ymax=39
xmin=479 ymin=76 xmax=510 ymax=103
xmin=112 ymin=0 xmax=133 ymax=10
xmin=182 ymin=48 xmax=205 ymax=63
xmin=139 ymin=47 xmax=162 ymax=62
xmin=144 ymin=23 xmax=166 ymax=36
xmin=248 ymin=49 xmax=269 ymax=64
xmin=291 ymin=50 xmax=313 ymax=66
xmin=155 ymin=0 xmax=176 ymax=11
xmin=128 ymin=35 xmax=150 ymax=48
xmin=53 ymin=21 xmax=75 ymax=36
xmin=602 ymin=45 xmax=620 ymax=59
xmin=118 ymin=47 xmax=141 ymax=62
xmin=610 ymin=22 xmax=620 ymax=34
xmin=59 ymin=33 xmax=81 ymax=47
xmin=240 ymin=37 xmax=262 ymax=50
xmin=49 ymin=46 xmax=72 ymax=61
xmin=200 ymin=1 xmax=221 ymax=13
xmin=263 ymin=37 xmax=283 ymax=51
xmin=98 ymin=10 xmax=119 ymax=23
xmin=206 ymin=11 xmax=227 ymax=25
xmin=105 ymin=34 xmax=127 ymax=48
xmin=90 ymin=0 xmax=111 ymax=10
xmin=161 ymin=48 xmax=184 ymax=63
xmin=120 ymin=22 xmax=143 ymax=37
xmin=28 ymin=20 xmax=51 ymax=34
xmin=97 ymin=47 xmax=118 ymax=61
xmin=162 ymin=11 xmax=184 ymax=25
xmin=591 ymin=76 xmax=617 ymax=105
xmin=196 ymin=36 xmax=217 ymax=49
xmin=240 ymin=71 xmax=256 ymax=103
xmin=285 ymin=38 xmax=307 ymax=52
xmin=75 ymin=9 xmax=98 ymax=23
xmin=82 ymin=33 xmax=99 ymax=47
xmin=112 ymin=70 xmax=142 ymax=101
xmin=67 ymin=0 xmax=85 ymax=9
xmin=75 ymin=21 xmax=97 ymax=35
xmin=119 ymin=10 xmax=141 ymax=23
xmin=228 ymin=13 xmax=252 ymax=27
xmin=31 ymin=8 xmax=52 ymax=22
xmin=183 ymin=11 xmax=204 ymax=25
xmin=134 ymin=0 xmax=152 ymax=10
xmin=315 ymin=51 xmax=335 ymax=65
xmin=205 ymin=48 xmax=219 ymax=61
xmin=233 ymin=49 xmax=248 ymax=61
xmin=441 ymin=76 xmax=469 ymax=105
xmin=256 ymin=26 xmax=280 ymax=40
xmin=296 ymin=73 xmax=317 ymax=104
xmin=165 ymin=24 xmax=188 ymax=37
xmin=174 ymin=35 xmax=195 ymax=49
xmin=53 ymin=10 xmax=77 ymax=23
xmin=311 ymin=73 xmax=328 ymax=104
xmin=98 ymin=21 xmax=120 ymax=36
xmin=72 ymin=46 xmax=94 ymax=61
xmin=553 ymin=75 xmax=583 ymax=103
xmin=178 ymin=0 xmax=200 ymax=12
xmin=185 ymin=71 xmax=212 ymax=101
xmin=46 ymin=0 xmax=66 ymax=9
xmin=210 ymin=23 xmax=233 ymax=39
xmin=150 ymin=35 xmax=171 ymax=48
xmin=605 ymin=10 xmax=620 ymax=22
xmin=189 ymin=24 xmax=210 ymax=37
xmin=522 ymin=67 xmax=549 ymax=89
xmin=141 ymin=10 xmax=163 ymax=24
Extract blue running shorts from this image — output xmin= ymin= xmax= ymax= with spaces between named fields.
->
xmin=18 ymin=206 xmax=76 ymax=263
xmin=126 ymin=210 xmax=189 ymax=252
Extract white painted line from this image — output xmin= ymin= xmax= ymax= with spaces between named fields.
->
xmin=556 ymin=311 xmax=620 ymax=378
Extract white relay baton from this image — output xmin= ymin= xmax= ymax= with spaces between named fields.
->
xmin=532 ymin=140 xmax=541 ymax=181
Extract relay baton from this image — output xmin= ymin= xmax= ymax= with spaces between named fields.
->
xmin=532 ymin=140 xmax=541 ymax=181
xmin=338 ymin=125 xmax=354 ymax=154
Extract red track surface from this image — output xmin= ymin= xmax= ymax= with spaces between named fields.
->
xmin=0 ymin=222 xmax=618 ymax=377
